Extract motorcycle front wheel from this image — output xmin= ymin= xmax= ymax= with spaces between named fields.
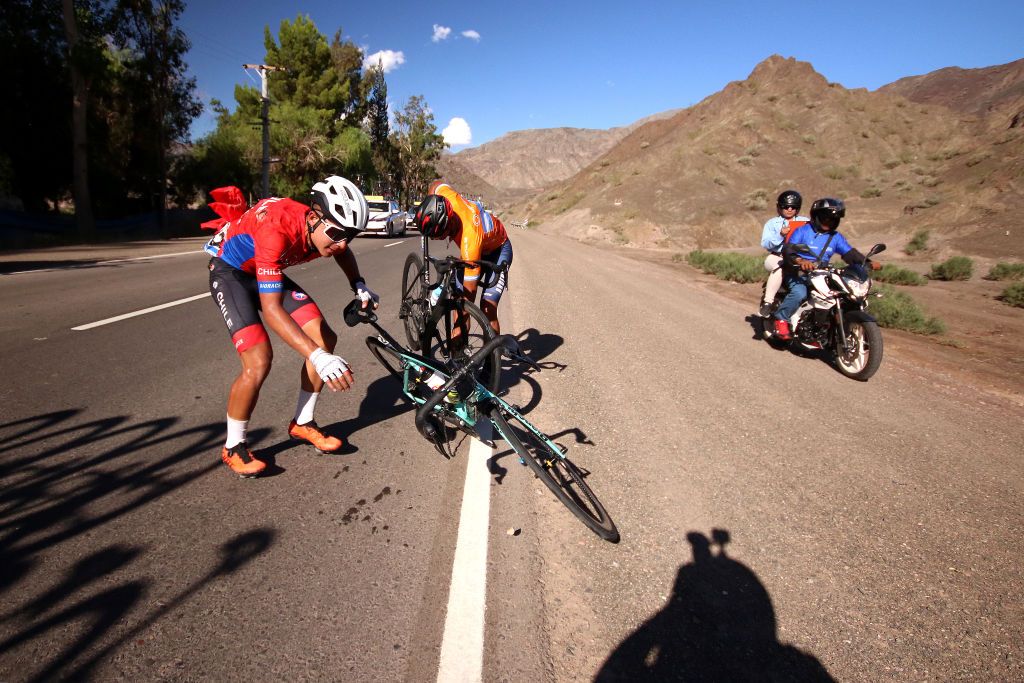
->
xmin=835 ymin=320 xmax=883 ymax=381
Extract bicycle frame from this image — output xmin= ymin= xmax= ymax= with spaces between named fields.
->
xmin=366 ymin=316 xmax=562 ymax=457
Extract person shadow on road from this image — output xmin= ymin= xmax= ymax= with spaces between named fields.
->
xmin=595 ymin=529 xmax=835 ymax=682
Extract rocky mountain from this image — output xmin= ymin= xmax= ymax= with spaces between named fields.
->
xmin=442 ymin=108 xmax=683 ymax=200
xmin=520 ymin=55 xmax=1024 ymax=259
xmin=879 ymin=58 xmax=1024 ymax=130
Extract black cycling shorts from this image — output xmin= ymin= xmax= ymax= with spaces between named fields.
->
xmin=208 ymin=257 xmax=323 ymax=353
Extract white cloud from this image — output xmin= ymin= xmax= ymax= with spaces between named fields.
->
xmin=363 ymin=49 xmax=405 ymax=73
xmin=432 ymin=24 xmax=452 ymax=42
xmin=442 ymin=117 xmax=472 ymax=146
xmin=461 ymin=30 xmax=481 ymax=41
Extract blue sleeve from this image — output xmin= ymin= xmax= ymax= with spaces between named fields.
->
xmin=834 ymin=232 xmax=853 ymax=256
xmin=761 ymin=218 xmax=781 ymax=251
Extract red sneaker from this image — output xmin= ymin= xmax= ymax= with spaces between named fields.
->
xmin=288 ymin=420 xmax=343 ymax=454
xmin=221 ymin=443 xmax=266 ymax=478
xmin=773 ymin=319 xmax=792 ymax=341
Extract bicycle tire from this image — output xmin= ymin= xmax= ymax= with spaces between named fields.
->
xmin=490 ymin=408 xmax=619 ymax=542
xmin=366 ymin=336 xmax=408 ymax=381
xmin=430 ymin=300 xmax=501 ymax=395
xmin=401 ymin=252 xmax=428 ymax=352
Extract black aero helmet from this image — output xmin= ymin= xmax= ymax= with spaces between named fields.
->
xmin=414 ymin=194 xmax=453 ymax=239
xmin=777 ymin=189 xmax=802 ymax=212
xmin=810 ymin=197 xmax=846 ymax=231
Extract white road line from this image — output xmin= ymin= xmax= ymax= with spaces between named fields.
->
xmin=72 ymin=293 xmax=210 ymax=331
xmin=6 ymin=250 xmax=202 ymax=275
xmin=384 ymin=241 xmax=404 ymax=248
xmin=437 ymin=428 xmax=494 ymax=683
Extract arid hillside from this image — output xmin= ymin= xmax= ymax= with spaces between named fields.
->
xmin=442 ymin=109 xmax=683 ymax=200
xmin=516 ymin=55 xmax=1023 ymax=259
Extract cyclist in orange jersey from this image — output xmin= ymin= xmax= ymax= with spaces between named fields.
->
xmin=413 ymin=181 xmax=512 ymax=334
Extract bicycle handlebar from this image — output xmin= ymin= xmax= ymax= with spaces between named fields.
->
xmin=425 ymin=255 xmax=508 ymax=289
xmin=414 ymin=334 xmax=514 ymax=435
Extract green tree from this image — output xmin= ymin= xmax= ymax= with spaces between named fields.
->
xmin=177 ymin=17 xmax=374 ymax=206
xmin=364 ymin=62 xmax=396 ymax=194
xmin=392 ymin=96 xmax=447 ymax=204
xmin=263 ymin=14 xmax=345 ymax=115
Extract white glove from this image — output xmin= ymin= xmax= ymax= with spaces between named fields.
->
xmin=355 ymin=281 xmax=380 ymax=309
xmin=308 ymin=348 xmax=350 ymax=382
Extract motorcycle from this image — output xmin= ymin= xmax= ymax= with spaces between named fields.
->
xmin=761 ymin=243 xmax=886 ymax=381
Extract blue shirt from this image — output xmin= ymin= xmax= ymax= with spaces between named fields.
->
xmin=785 ymin=223 xmax=853 ymax=264
xmin=761 ymin=215 xmax=809 ymax=252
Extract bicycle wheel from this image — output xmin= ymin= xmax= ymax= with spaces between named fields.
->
xmin=401 ymin=252 xmax=429 ymax=352
xmin=366 ymin=336 xmax=408 ymax=381
xmin=490 ymin=408 xmax=619 ymax=542
xmin=429 ymin=300 xmax=501 ymax=394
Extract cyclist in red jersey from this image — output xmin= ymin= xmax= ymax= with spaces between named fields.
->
xmin=413 ymin=181 xmax=512 ymax=335
xmin=203 ymin=176 xmax=378 ymax=478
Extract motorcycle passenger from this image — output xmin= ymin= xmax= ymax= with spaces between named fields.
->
xmin=759 ymin=190 xmax=808 ymax=316
xmin=413 ymin=181 xmax=512 ymax=335
xmin=774 ymin=197 xmax=880 ymax=341
xmin=203 ymin=176 xmax=379 ymax=478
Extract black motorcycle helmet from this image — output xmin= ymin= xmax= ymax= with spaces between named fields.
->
xmin=413 ymin=194 xmax=453 ymax=239
xmin=810 ymin=197 xmax=845 ymax=232
xmin=776 ymin=189 xmax=802 ymax=213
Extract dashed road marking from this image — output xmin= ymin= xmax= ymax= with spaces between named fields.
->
xmin=384 ymin=241 xmax=405 ymax=248
xmin=6 ymin=250 xmax=203 ymax=275
xmin=72 ymin=293 xmax=210 ymax=331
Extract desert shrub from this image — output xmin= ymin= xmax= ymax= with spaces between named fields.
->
xmin=920 ymin=175 xmax=941 ymax=187
xmin=745 ymin=145 xmax=761 ymax=157
xmin=640 ymin=141 xmax=650 ymax=149
xmin=737 ymin=155 xmax=754 ymax=166
xmin=742 ymin=119 xmax=756 ymax=129
xmin=985 ymin=262 xmax=1024 ymax=281
xmin=686 ymin=251 xmax=764 ymax=283
xmin=802 ymin=134 xmax=816 ymax=145
xmin=929 ymin=256 xmax=974 ymax=281
xmin=766 ymin=94 xmax=778 ymax=103
xmin=999 ymin=282 xmax=1024 ymax=308
xmin=702 ymin=146 xmax=716 ymax=156
xmin=874 ymin=265 xmax=927 ymax=286
xmin=965 ymin=153 xmax=990 ymax=167
xmin=861 ymin=187 xmax=882 ymax=198
xmin=671 ymin=252 xmax=684 ymax=263
xmin=884 ymin=158 xmax=901 ymax=169
xmin=743 ymin=189 xmax=769 ymax=211
xmin=824 ymin=165 xmax=846 ymax=180
xmin=712 ymin=176 xmax=726 ymax=186
xmin=905 ymin=229 xmax=929 ymax=255
xmin=871 ymin=284 xmax=946 ymax=334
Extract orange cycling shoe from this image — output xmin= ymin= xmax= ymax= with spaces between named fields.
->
xmin=288 ymin=420 xmax=343 ymax=454
xmin=221 ymin=442 xmax=266 ymax=478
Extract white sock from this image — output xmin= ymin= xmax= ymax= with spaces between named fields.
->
xmin=294 ymin=390 xmax=319 ymax=425
xmin=225 ymin=415 xmax=248 ymax=449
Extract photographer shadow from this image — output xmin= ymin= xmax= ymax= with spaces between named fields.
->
xmin=596 ymin=529 xmax=834 ymax=682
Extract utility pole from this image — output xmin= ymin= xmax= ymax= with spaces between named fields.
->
xmin=243 ymin=64 xmax=287 ymax=198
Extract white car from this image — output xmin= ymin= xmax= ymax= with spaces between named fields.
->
xmin=363 ymin=197 xmax=408 ymax=237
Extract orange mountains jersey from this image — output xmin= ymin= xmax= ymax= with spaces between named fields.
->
xmin=434 ymin=183 xmax=509 ymax=283
xmin=208 ymin=197 xmax=319 ymax=293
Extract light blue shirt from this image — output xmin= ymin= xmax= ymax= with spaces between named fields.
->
xmin=761 ymin=215 xmax=808 ymax=253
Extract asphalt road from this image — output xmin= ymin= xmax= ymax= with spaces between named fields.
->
xmin=0 ymin=230 xmax=1021 ymax=682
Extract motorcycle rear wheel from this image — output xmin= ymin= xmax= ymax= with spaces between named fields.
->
xmin=835 ymin=320 xmax=883 ymax=381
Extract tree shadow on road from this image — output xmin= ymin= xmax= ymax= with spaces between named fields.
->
xmin=595 ymin=529 xmax=835 ymax=682
xmin=0 ymin=409 xmax=277 ymax=681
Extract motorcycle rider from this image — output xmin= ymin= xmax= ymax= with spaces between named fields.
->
xmin=759 ymin=190 xmax=809 ymax=316
xmin=773 ymin=197 xmax=880 ymax=341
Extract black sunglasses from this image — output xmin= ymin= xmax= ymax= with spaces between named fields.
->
xmin=323 ymin=224 xmax=358 ymax=243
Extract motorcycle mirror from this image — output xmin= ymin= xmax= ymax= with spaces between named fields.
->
xmin=868 ymin=243 xmax=887 ymax=257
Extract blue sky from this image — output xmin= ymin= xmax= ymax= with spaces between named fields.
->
xmin=180 ymin=0 xmax=1024 ymax=150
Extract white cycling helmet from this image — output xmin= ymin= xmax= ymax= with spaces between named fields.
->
xmin=310 ymin=175 xmax=368 ymax=237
